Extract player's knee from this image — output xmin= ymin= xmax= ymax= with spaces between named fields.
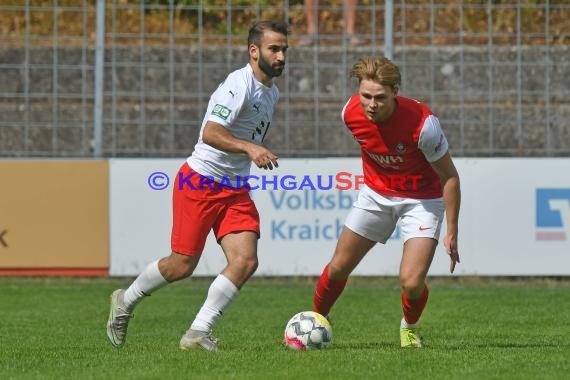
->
xmin=400 ymin=278 xmax=424 ymax=298
xmin=160 ymin=255 xmax=196 ymax=281
xmin=178 ymin=264 xmax=195 ymax=279
xmin=234 ymin=255 xmax=258 ymax=277
xmin=171 ymin=263 xmax=196 ymax=280
xmin=246 ymin=257 xmax=259 ymax=276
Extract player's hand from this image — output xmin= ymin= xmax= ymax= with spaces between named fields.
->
xmin=444 ymin=232 xmax=460 ymax=273
xmin=249 ymin=146 xmax=279 ymax=170
xmin=258 ymin=156 xmax=279 ymax=170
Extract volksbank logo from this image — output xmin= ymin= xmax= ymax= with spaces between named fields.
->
xmin=265 ymin=190 xmax=401 ymax=241
xmin=536 ymin=188 xmax=570 ymax=241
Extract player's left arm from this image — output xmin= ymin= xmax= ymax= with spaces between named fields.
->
xmin=430 ymin=152 xmax=461 ymax=274
xmin=418 ymin=115 xmax=461 ymax=273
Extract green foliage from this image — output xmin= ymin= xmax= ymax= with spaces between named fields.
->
xmin=1 ymin=0 xmax=567 ymax=45
xmin=0 ymin=277 xmax=569 ymax=379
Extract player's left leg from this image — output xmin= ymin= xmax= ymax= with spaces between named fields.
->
xmin=398 ymin=237 xmax=438 ymax=347
xmin=108 ymin=164 xmax=216 ymax=349
xmin=180 ymin=231 xmax=258 ymax=352
xmin=181 ymin=197 xmax=260 ymax=352
xmin=398 ymin=196 xmax=444 ymax=347
xmin=314 ymin=186 xmax=396 ymax=317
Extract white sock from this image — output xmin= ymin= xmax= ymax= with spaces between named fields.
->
xmin=190 ymin=274 xmax=239 ymax=333
xmin=401 ymin=317 xmax=419 ymax=329
xmin=123 ymin=260 xmax=168 ymax=312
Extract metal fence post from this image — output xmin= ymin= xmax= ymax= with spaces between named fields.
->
xmin=384 ymin=0 xmax=393 ymax=60
xmin=93 ymin=0 xmax=105 ymax=158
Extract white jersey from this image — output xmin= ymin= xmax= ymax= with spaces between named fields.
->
xmin=187 ymin=64 xmax=279 ymax=185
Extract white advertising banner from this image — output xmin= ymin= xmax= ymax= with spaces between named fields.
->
xmin=110 ymin=158 xmax=570 ymax=276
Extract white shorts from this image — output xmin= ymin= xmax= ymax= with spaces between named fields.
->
xmin=344 ymin=185 xmax=445 ymax=244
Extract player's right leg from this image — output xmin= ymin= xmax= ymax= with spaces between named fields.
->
xmin=314 ymin=187 xmax=393 ymax=317
xmin=313 ymin=226 xmax=376 ymax=316
xmin=107 ymin=163 xmax=212 ymax=348
xmin=106 ymin=253 xmax=200 ymax=348
xmin=107 ymin=289 xmax=132 ymax=348
xmin=180 ymin=198 xmax=259 ymax=352
xmin=106 ymin=258 xmax=168 ymax=348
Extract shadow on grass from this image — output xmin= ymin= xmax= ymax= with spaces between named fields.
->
xmin=330 ymin=341 xmax=397 ymax=350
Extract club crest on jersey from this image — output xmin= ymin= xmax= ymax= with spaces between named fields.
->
xmin=212 ymin=104 xmax=231 ymax=120
xmin=395 ymin=143 xmax=406 ymax=154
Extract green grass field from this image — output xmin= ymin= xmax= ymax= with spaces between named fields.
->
xmin=1 ymin=276 xmax=569 ymax=380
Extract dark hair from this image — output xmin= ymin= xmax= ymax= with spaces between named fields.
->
xmin=247 ymin=20 xmax=289 ymax=47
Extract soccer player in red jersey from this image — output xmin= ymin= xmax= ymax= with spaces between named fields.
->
xmin=313 ymin=56 xmax=461 ymax=347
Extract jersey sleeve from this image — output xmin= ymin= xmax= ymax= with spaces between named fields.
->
xmin=340 ymin=98 xmax=351 ymax=125
xmin=418 ymin=115 xmax=449 ymax=162
xmin=207 ymin=74 xmax=247 ymax=128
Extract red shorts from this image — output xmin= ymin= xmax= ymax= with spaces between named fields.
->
xmin=171 ymin=162 xmax=260 ymax=256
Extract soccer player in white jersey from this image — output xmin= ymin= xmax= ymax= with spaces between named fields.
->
xmin=312 ymin=56 xmax=461 ymax=348
xmin=106 ymin=20 xmax=289 ymax=352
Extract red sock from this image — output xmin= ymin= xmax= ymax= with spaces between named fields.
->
xmin=401 ymin=286 xmax=429 ymax=325
xmin=313 ymin=264 xmax=347 ymax=316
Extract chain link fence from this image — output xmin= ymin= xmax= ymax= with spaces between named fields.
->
xmin=0 ymin=0 xmax=568 ymax=157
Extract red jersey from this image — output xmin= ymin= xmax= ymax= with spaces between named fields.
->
xmin=342 ymin=95 xmax=448 ymax=199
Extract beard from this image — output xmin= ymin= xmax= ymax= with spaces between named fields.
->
xmin=258 ymin=53 xmax=284 ymax=78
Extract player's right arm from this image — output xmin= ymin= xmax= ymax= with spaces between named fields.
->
xmin=202 ymin=121 xmax=279 ymax=170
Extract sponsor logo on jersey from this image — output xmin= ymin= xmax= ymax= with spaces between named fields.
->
xmin=212 ymin=104 xmax=231 ymax=120
xmin=365 ymin=151 xmax=404 ymax=169
xmin=536 ymin=188 xmax=570 ymax=241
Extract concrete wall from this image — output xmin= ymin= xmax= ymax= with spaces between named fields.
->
xmin=1 ymin=45 xmax=568 ymax=157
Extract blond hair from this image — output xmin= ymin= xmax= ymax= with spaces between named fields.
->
xmin=350 ymin=57 xmax=401 ymax=89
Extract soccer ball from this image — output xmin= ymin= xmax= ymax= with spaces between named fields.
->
xmin=283 ymin=311 xmax=332 ymax=350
